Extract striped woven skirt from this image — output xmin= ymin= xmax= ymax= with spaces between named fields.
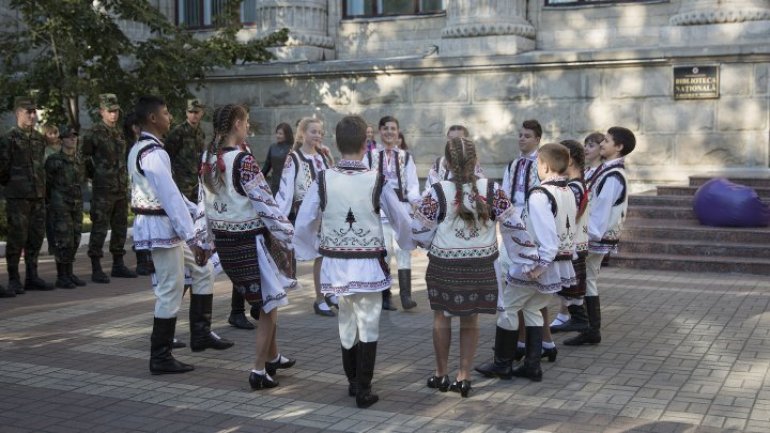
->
xmin=425 ymin=255 xmax=498 ymax=316
xmin=557 ymin=251 xmax=587 ymax=299
xmin=213 ymin=232 xmax=263 ymax=307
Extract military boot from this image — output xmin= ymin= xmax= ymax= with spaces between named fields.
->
xmin=111 ymin=255 xmax=138 ymax=278
xmin=91 ymin=256 xmax=110 ymax=283
xmin=55 ymin=263 xmax=76 ymax=289
xmin=67 ymin=263 xmax=87 ymax=287
xmin=25 ymin=262 xmax=54 ymax=291
xmin=7 ymin=264 xmax=24 ymax=295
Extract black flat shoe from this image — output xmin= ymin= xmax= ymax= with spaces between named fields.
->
xmin=265 ymin=354 xmax=296 ymax=376
xmin=249 ymin=371 xmax=278 ymax=390
xmin=314 ymin=301 xmax=336 ymax=317
xmin=542 ymin=346 xmax=558 ymax=363
xmin=426 ymin=375 xmax=450 ymax=392
xmin=449 ymin=379 xmax=472 ymax=398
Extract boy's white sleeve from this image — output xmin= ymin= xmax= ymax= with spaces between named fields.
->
xmin=293 ymin=180 xmax=322 ymax=261
xmin=588 ymin=176 xmax=623 ymax=242
xmin=527 ymin=191 xmax=558 ymax=269
xmin=275 ymin=155 xmax=296 ymax=218
xmin=381 ymin=185 xmax=415 ymax=251
xmin=142 ymin=149 xmax=196 ymax=246
xmin=501 ymin=163 xmax=512 ymax=200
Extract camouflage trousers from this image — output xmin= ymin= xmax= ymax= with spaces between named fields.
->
xmin=87 ymin=193 xmax=128 ymax=258
xmin=48 ymin=204 xmax=83 ymax=264
xmin=5 ymin=198 xmax=46 ymax=267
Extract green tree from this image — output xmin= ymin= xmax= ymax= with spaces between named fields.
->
xmin=0 ymin=0 xmax=288 ymax=129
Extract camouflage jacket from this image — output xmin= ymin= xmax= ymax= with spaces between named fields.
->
xmin=80 ymin=122 xmax=128 ymax=194
xmin=165 ymin=121 xmax=205 ymax=200
xmin=45 ymin=150 xmax=85 ymax=209
xmin=0 ymin=126 xmax=47 ymax=199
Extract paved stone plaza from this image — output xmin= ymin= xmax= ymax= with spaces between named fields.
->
xmin=1 ymin=250 xmax=769 ymax=433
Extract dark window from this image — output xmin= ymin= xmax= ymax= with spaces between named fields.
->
xmin=545 ymin=0 xmax=662 ymax=5
xmin=343 ymin=0 xmax=446 ymax=18
xmin=177 ymin=0 xmax=255 ymax=28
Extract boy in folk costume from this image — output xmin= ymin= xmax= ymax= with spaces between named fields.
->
xmin=129 ymin=96 xmax=233 ymax=375
xmin=551 ymin=140 xmax=590 ymax=333
xmin=294 ymin=115 xmax=413 ymax=408
xmin=364 ymin=115 xmax=420 ymax=311
xmin=476 ymin=143 xmax=577 ymax=381
xmin=276 ymin=117 xmax=335 ymax=317
xmin=564 ymin=127 xmax=635 ymax=347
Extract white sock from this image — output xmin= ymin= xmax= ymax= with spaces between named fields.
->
xmin=269 ymin=354 xmax=288 ymax=364
xmin=542 ymin=341 xmax=556 ymax=349
xmin=251 ymin=368 xmax=266 ymax=375
xmin=556 ymin=313 xmax=570 ymax=321
xmin=317 ymin=300 xmax=331 ymax=311
xmin=517 ymin=341 xmax=526 ymax=349
xmin=328 ymin=294 xmax=339 ymax=305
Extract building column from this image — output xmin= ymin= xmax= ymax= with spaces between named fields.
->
xmin=255 ymin=0 xmax=334 ymax=61
xmin=440 ymin=0 xmax=535 ymax=57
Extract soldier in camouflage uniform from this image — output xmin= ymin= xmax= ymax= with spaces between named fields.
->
xmin=165 ymin=98 xmax=206 ymax=202
xmin=0 ymin=97 xmax=54 ymax=297
xmin=80 ymin=93 xmax=137 ymax=283
xmin=45 ymin=125 xmax=88 ymax=289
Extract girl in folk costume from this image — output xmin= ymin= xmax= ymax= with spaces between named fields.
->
xmin=294 ymin=115 xmax=414 ymax=408
xmin=276 ymin=117 xmax=336 ymax=317
xmin=423 ymin=125 xmax=485 ymax=194
xmin=412 ymin=137 xmax=527 ymax=398
xmin=199 ymin=104 xmax=297 ymax=390
xmin=565 ymin=127 xmax=635 ymax=347
xmin=476 ymin=143 xmax=577 ymax=382
xmin=551 ymin=140 xmax=590 ymax=335
xmin=364 ymin=115 xmax=420 ymax=311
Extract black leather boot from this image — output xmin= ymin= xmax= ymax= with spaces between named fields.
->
xmin=0 ymin=283 xmax=14 ymax=298
xmin=91 ymin=256 xmax=110 ymax=283
xmin=474 ymin=326 xmax=516 ymax=379
xmin=564 ymin=296 xmax=602 ymax=346
xmin=135 ymin=249 xmax=153 ymax=276
xmin=67 ymin=263 xmax=87 ymax=287
xmin=4 ymin=263 xmax=21 ymax=296
xmin=551 ymin=303 xmax=589 ymax=333
xmin=111 ymin=255 xmax=138 ymax=278
xmin=228 ymin=288 xmax=255 ymax=330
xmin=149 ymin=317 xmax=194 ymax=375
xmin=25 ymin=262 xmax=54 ymax=291
xmin=342 ymin=345 xmax=358 ymax=397
xmin=381 ymin=289 xmax=397 ymax=311
xmin=189 ymin=294 xmax=234 ymax=352
xmin=511 ymin=326 xmax=543 ymax=382
xmin=398 ymin=269 xmax=417 ymax=310
xmin=55 ymin=263 xmax=76 ymax=289
xmin=356 ymin=341 xmax=379 ymax=408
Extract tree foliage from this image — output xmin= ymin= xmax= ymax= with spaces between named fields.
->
xmin=0 ymin=0 xmax=288 ymax=129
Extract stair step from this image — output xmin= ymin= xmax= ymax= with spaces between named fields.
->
xmin=628 ymin=195 xmax=693 ymax=207
xmin=611 ymin=252 xmax=770 ymax=276
xmin=626 ymin=205 xmax=695 ymax=220
xmin=690 ymin=172 xmax=770 ymax=189
xmin=620 ymin=238 xmax=767 ymax=259
xmin=656 ymin=185 xmax=770 ymax=200
xmin=622 ymin=218 xmax=770 ymax=244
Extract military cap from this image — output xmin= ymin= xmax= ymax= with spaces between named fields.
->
xmin=99 ymin=93 xmax=120 ymax=111
xmin=14 ymin=96 xmax=36 ymax=111
xmin=187 ymin=98 xmax=205 ymax=112
xmin=59 ymin=124 xmax=78 ymax=138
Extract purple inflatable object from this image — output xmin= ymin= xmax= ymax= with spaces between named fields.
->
xmin=693 ymin=178 xmax=770 ymax=227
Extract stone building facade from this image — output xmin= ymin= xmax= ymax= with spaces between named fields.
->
xmin=10 ymin=1 xmax=770 ymax=188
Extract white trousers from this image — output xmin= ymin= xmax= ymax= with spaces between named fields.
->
xmin=496 ymin=283 xmax=553 ymax=329
xmin=338 ymin=292 xmax=382 ymax=349
xmin=585 ymin=252 xmax=605 ymax=297
xmin=383 ymin=221 xmax=411 ymax=270
xmin=151 ymin=244 xmax=214 ymax=318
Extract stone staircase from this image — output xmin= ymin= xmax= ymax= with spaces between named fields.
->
xmin=613 ymin=172 xmax=770 ymax=275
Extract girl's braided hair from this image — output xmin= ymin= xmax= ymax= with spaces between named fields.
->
xmin=201 ymin=104 xmax=248 ymax=191
xmin=445 ymin=137 xmax=490 ymax=226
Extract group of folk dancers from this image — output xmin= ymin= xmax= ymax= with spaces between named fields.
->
xmin=129 ymin=94 xmax=635 ymax=409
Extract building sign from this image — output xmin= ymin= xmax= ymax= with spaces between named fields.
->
xmin=674 ymin=66 xmax=720 ymax=100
